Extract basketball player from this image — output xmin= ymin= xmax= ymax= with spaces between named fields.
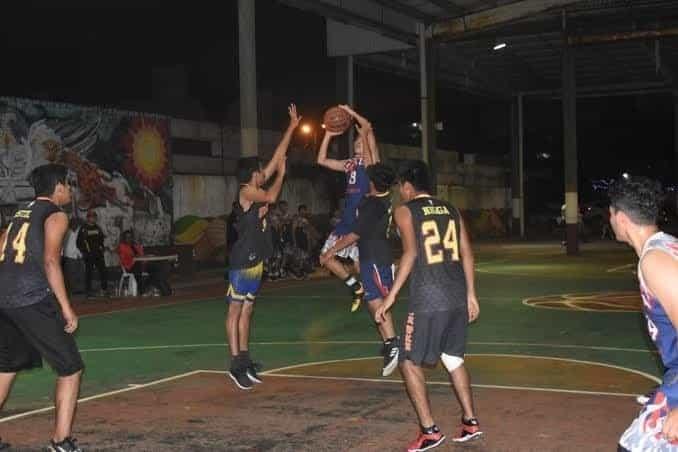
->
xmin=319 ymin=163 xmax=399 ymax=376
xmin=0 ymin=164 xmax=85 ymax=452
xmin=226 ymin=104 xmax=300 ymax=390
xmin=611 ymin=176 xmax=678 ymax=451
xmin=317 ymin=105 xmax=379 ymax=312
xmin=375 ymin=160 xmax=482 ymax=451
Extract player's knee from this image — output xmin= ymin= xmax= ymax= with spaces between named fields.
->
xmin=441 ymin=353 xmax=463 ymax=372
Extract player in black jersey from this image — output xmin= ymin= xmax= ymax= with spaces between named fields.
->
xmin=226 ymin=104 xmax=300 ymax=390
xmin=375 ymin=160 xmax=482 ymax=452
xmin=320 ymin=163 xmax=400 ymax=377
xmin=0 ymin=164 xmax=85 ymax=452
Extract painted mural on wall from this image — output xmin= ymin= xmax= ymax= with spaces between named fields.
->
xmin=0 ymin=97 xmax=172 ymax=264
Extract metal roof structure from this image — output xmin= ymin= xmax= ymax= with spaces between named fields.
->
xmin=280 ymin=0 xmax=678 ymax=98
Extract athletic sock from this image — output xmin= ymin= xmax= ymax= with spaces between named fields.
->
xmin=343 ymin=276 xmax=362 ymax=293
xmin=421 ymin=425 xmax=440 ymax=435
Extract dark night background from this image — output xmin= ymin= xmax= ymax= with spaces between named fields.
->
xmin=2 ymin=1 xmax=675 ymax=212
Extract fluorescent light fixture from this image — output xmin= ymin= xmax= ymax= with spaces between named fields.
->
xmin=493 ymin=42 xmax=507 ymax=51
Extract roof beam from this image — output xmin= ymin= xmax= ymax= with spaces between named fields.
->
xmin=368 ymin=0 xmax=435 ymax=23
xmin=430 ymin=0 xmax=584 ymax=40
xmin=568 ymin=27 xmax=678 ymax=46
xmin=278 ymin=0 xmax=417 ymax=44
xmin=426 ymin=0 xmax=466 ymax=16
xmin=643 ymin=40 xmax=677 ymax=88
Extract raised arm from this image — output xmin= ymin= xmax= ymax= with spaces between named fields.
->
xmin=458 ymin=212 xmax=479 ymax=322
xmin=242 ymin=158 xmax=287 ymax=205
xmin=317 ymin=130 xmax=348 ymax=172
xmin=340 ymin=105 xmax=380 ymax=164
xmin=262 ymin=104 xmax=301 ymax=182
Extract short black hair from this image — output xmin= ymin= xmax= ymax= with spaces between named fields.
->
xmin=28 ymin=164 xmax=68 ymax=197
xmin=237 ymin=157 xmax=262 ymax=184
xmin=367 ymin=163 xmax=396 ymax=192
xmin=298 ymin=204 xmax=307 ymax=212
xmin=398 ymin=160 xmax=431 ymax=193
xmin=608 ymin=176 xmax=663 ymax=226
xmin=279 ymin=200 xmax=288 ymax=207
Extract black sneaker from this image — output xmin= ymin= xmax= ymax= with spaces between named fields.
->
xmin=48 ymin=436 xmax=83 ymax=452
xmin=382 ymin=339 xmax=400 ymax=377
xmin=245 ymin=361 xmax=263 ymax=384
xmin=227 ymin=368 xmax=253 ymax=390
xmin=0 ymin=437 xmax=10 ymax=450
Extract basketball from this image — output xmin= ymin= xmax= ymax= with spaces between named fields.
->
xmin=323 ymin=106 xmax=352 ymax=134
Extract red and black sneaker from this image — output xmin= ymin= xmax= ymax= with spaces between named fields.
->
xmin=406 ymin=430 xmax=445 ymax=452
xmin=452 ymin=417 xmax=483 ymax=443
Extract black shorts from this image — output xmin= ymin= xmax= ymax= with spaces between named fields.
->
xmin=0 ymin=297 xmax=84 ymax=377
xmin=400 ymin=307 xmax=468 ymax=367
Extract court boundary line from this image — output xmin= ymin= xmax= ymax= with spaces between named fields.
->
xmin=523 ymin=291 xmax=641 ymax=313
xmin=259 ymin=354 xmax=661 ymax=385
xmin=78 ymin=340 xmax=658 ymax=354
xmin=0 ymin=370 xmax=202 ymax=424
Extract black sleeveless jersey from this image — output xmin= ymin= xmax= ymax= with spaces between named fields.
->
xmin=352 ymin=192 xmax=393 ymax=266
xmin=0 ymin=199 xmax=62 ymax=308
xmin=405 ymin=195 xmax=467 ymax=312
xmin=228 ymin=199 xmax=269 ymax=270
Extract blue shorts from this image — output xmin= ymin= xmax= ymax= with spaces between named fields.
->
xmin=227 ymin=262 xmax=263 ymax=303
xmin=360 ymin=262 xmax=394 ymax=303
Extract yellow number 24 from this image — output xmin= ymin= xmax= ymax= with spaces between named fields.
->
xmin=421 ymin=219 xmax=459 ymax=264
xmin=0 ymin=223 xmax=30 ymax=264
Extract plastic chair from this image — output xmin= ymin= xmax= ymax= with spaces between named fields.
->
xmin=117 ymin=266 xmax=138 ymax=297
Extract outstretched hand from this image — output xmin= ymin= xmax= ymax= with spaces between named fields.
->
xmin=288 ymin=103 xmax=302 ymax=129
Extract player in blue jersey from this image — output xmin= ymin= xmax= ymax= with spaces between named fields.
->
xmin=609 ymin=176 xmax=678 ymax=451
xmin=317 ymin=105 xmax=379 ymax=312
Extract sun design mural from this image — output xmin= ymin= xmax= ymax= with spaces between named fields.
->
xmin=122 ymin=118 xmax=170 ymax=191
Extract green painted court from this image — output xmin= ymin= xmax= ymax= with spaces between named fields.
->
xmin=0 ymin=241 xmax=662 ymax=450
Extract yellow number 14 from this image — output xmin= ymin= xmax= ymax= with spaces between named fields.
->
xmin=422 ymin=219 xmax=459 ymax=264
xmin=0 ymin=223 xmax=30 ymax=264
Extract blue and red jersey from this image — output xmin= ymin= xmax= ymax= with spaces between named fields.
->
xmin=334 ymin=158 xmax=369 ymax=235
xmin=639 ymin=232 xmax=678 ymax=408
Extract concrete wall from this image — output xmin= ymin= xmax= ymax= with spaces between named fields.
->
xmin=171 ymin=120 xmax=509 ymax=219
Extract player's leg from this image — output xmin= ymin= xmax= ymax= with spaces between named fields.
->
xmin=237 ymin=262 xmax=264 ymax=385
xmin=53 ymin=370 xmax=83 ymax=444
xmin=0 ymin=372 xmax=15 ymax=449
xmin=362 ymin=262 xmax=399 ymax=376
xmin=321 ymin=233 xmax=364 ymax=311
xmin=4 ymin=299 xmax=85 ymax=449
xmin=225 ymin=268 xmax=253 ymax=390
xmin=441 ymin=308 xmax=482 ymax=443
xmin=400 ymin=311 xmax=445 ymax=452
xmin=400 ymin=359 xmax=434 ymax=427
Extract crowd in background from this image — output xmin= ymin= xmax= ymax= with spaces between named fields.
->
xmin=226 ymin=200 xmax=328 ymax=280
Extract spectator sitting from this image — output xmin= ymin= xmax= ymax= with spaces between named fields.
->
xmin=292 ymin=204 xmax=320 ymax=276
xmin=117 ymin=230 xmax=172 ymax=296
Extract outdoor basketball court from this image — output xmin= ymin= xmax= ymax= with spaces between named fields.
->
xmin=0 ymin=242 xmax=660 ymax=450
